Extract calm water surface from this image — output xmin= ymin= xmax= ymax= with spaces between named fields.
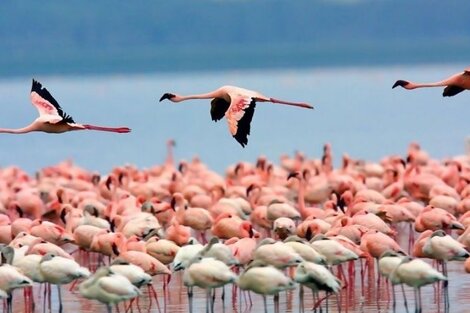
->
xmin=8 ymin=228 xmax=470 ymax=313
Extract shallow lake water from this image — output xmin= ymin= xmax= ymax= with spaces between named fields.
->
xmin=8 ymin=226 xmax=470 ymax=313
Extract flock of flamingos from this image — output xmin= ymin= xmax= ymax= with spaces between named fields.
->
xmin=0 ymin=66 xmax=469 ymax=313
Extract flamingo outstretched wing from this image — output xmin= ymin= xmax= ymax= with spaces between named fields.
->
xmin=225 ymin=94 xmax=256 ymax=147
xmin=30 ymin=79 xmax=75 ymax=123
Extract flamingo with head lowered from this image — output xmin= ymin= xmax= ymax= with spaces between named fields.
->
xmin=159 ymin=85 xmax=313 ymax=147
xmin=0 ymin=79 xmax=131 ymax=134
xmin=392 ymin=67 xmax=470 ymax=97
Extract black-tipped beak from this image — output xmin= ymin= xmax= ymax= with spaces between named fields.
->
xmin=60 ymin=209 xmax=67 ymax=224
xmin=106 ymin=177 xmax=112 ymax=191
xmin=159 ymin=93 xmax=175 ymax=102
xmin=112 ymin=243 xmax=120 ymax=256
xmin=249 ymin=226 xmax=254 ymax=238
xmin=392 ymin=80 xmax=409 ymax=89
xmin=287 ymin=172 xmax=299 ymax=180
xmin=246 ymin=184 xmax=255 ymax=197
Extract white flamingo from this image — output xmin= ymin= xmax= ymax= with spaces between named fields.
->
xmin=39 ymin=253 xmax=90 ymax=313
xmin=79 ymin=266 xmax=140 ymax=313
xmin=109 ymin=258 xmax=152 ymax=288
xmin=183 ymin=256 xmax=237 ymax=313
xmin=295 ymin=261 xmax=341 ymax=313
xmin=237 ymin=260 xmax=295 ymax=313
xmin=390 ymin=256 xmax=446 ymax=313
xmin=0 ymin=246 xmax=33 ymax=313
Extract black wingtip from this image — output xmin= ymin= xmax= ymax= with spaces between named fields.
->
xmin=31 ymin=79 xmax=42 ymax=92
xmin=234 ymin=136 xmax=247 ymax=148
xmin=159 ymin=93 xmax=175 ymax=102
xmin=392 ymin=80 xmax=409 ymax=89
xmin=442 ymin=85 xmax=465 ymax=97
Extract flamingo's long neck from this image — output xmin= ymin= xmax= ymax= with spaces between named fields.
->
xmin=177 ymin=90 xmax=223 ymax=102
xmin=406 ymin=75 xmax=458 ymax=89
xmin=408 ymin=82 xmax=448 ymax=89
xmin=297 ymin=178 xmax=307 ymax=217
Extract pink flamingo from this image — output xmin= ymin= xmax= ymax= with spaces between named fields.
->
xmin=393 ymin=67 xmax=470 ymax=97
xmin=0 ymin=79 xmax=131 ymax=134
xmin=159 ymin=85 xmax=313 ymax=147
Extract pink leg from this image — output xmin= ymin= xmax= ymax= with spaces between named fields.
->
xmin=149 ymin=285 xmax=162 ymax=313
xmin=69 ymin=279 xmax=79 ymax=292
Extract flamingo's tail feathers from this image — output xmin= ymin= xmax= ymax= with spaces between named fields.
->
xmin=83 ymin=125 xmax=131 ymax=133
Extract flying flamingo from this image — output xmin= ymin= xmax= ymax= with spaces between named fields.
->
xmin=159 ymin=85 xmax=313 ymax=147
xmin=392 ymin=67 xmax=470 ymax=97
xmin=0 ymin=79 xmax=131 ymax=134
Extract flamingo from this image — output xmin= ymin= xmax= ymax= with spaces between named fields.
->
xmin=79 ymin=266 xmax=141 ymax=313
xmin=0 ymin=246 xmax=34 ymax=313
xmin=0 ymin=79 xmax=131 ymax=134
xmin=393 ymin=67 xmax=470 ymax=97
xmin=183 ymin=256 xmax=237 ymax=313
xmin=295 ymin=261 xmax=341 ymax=313
xmin=390 ymin=256 xmax=447 ymax=313
xmin=39 ymin=253 xmax=90 ymax=313
xmin=253 ymin=238 xmax=303 ymax=269
xmin=378 ymin=250 xmax=407 ymax=311
xmin=109 ymin=258 xmax=152 ymax=288
xmin=283 ymin=236 xmax=326 ymax=265
xmin=159 ymin=85 xmax=313 ymax=147
xmin=237 ymin=260 xmax=296 ymax=313
xmin=172 ymin=239 xmax=204 ymax=271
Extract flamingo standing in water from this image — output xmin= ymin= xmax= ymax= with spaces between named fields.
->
xmin=159 ymin=85 xmax=313 ymax=147
xmin=392 ymin=67 xmax=470 ymax=97
xmin=0 ymin=79 xmax=131 ymax=134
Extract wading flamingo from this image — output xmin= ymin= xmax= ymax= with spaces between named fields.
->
xmin=393 ymin=67 xmax=470 ymax=97
xmin=295 ymin=261 xmax=341 ymax=313
xmin=79 ymin=266 xmax=140 ymax=313
xmin=237 ymin=260 xmax=296 ymax=313
xmin=390 ymin=256 xmax=447 ymax=313
xmin=39 ymin=253 xmax=90 ymax=313
xmin=0 ymin=79 xmax=131 ymax=134
xmin=159 ymin=85 xmax=313 ymax=147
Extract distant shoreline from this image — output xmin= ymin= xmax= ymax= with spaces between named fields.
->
xmin=2 ymin=40 xmax=469 ymax=78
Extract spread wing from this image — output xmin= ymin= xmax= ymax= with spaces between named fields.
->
xmin=225 ymin=94 xmax=256 ymax=147
xmin=210 ymin=98 xmax=230 ymax=122
xmin=30 ymin=79 xmax=75 ymax=123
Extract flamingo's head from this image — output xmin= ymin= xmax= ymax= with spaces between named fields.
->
xmin=159 ymin=93 xmax=176 ymax=102
xmin=392 ymin=80 xmax=411 ymax=89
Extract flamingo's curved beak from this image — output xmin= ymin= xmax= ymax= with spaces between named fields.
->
xmin=392 ymin=80 xmax=410 ymax=89
xmin=287 ymin=172 xmax=299 ymax=180
xmin=159 ymin=93 xmax=176 ymax=102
